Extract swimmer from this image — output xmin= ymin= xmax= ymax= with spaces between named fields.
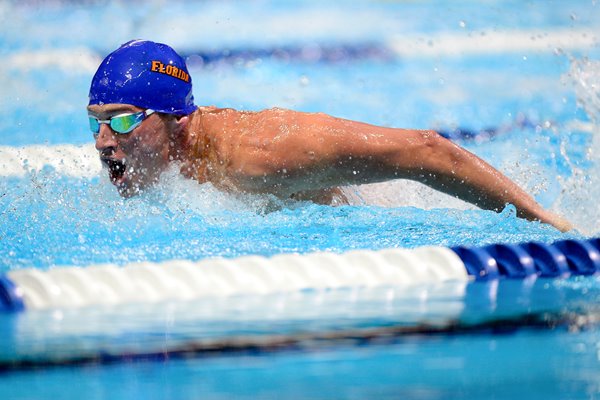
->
xmin=87 ymin=40 xmax=573 ymax=232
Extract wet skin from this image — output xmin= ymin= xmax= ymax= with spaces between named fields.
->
xmin=89 ymin=103 xmax=573 ymax=231
xmin=88 ymin=104 xmax=344 ymax=203
xmin=88 ymin=104 xmax=188 ymax=198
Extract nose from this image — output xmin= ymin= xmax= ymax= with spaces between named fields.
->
xmin=94 ymin=123 xmax=118 ymax=156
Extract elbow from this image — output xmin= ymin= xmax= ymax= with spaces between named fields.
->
xmin=418 ymin=130 xmax=457 ymax=162
xmin=404 ymin=130 xmax=463 ymax=175
xmin=422 ymin=130 xmax=448 ymax=148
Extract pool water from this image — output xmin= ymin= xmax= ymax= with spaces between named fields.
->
xmin=1 ymin=0 xmax=600 ymax=398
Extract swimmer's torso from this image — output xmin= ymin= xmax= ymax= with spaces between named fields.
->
xmin=181 ymin=106 xmax=348 ymax=205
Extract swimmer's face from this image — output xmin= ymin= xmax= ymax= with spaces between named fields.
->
xmin=88 ymin=103 xmax=174 ymax=197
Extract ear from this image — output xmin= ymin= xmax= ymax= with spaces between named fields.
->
xmin=169 ymin=115 xmax=189 ymax=138
xmin=175 ymin=115 xmax=189 ymax=131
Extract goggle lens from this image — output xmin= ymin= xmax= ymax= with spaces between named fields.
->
xmin=89 ymin=110 xmax=154 ymax=135
xmin=89 ymin=117 xmax=100 ymax=133
xmin=111 ymin=113 xmax=142 ymax=133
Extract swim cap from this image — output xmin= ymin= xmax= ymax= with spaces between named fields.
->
xmin=88 ymin=40 xmax=196 ymax=115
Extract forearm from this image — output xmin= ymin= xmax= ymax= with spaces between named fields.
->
xmin=409 ymin=135 xmax=573 ymax=231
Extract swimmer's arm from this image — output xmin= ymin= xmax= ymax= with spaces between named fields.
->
xmin=254 ymin=110 xmax=573 ymax=232
xmin=375 ymin=130 xmax=574 ymax=232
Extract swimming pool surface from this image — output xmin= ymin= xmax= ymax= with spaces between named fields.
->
xmin=1 ymin=0 xmax=600 ymax=398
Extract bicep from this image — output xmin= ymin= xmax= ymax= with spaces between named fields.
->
xmin=293 ymin=113 xmax=443 ymax=179
xmin=254 ymin=111 xmax=442 ymax=186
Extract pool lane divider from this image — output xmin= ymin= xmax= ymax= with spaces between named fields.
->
xmin=452 ymin=238 xmax=600 ymax=280
xmin=1 ymin=238 xmax=598 ymax=312
xmin=0 ymin=275 xmax=25 ymax=313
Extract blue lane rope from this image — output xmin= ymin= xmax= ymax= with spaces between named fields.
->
xmin=452 ymin=238 xmax=600 ymax=281
xmin=180 ymin=43 xmax=393 ymax=66
xmin=0 ymin=275 xmax=25 ymax=313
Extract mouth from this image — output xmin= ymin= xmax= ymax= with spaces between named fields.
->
xmin=101 ymin=157 xmax=127 ymax=186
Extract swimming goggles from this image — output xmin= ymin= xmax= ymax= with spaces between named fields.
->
xmin=89 ymin=109 xmax=155 ymax=136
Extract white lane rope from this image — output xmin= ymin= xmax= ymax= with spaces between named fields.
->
xmin=7 ymin=247 xmax=468 ymax=310
xmin=3 ymin=29 xmax=596 ymax=69
xmin=388 ymin=29 xmax=598 ymax=57
xmin=6 ymin=47 xmax=101 ymax=73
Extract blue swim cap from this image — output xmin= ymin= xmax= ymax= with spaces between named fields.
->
xmin=88 ymin=40 xmax=196 ymax=115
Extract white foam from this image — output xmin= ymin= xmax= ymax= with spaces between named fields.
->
xmin=0 ymin=143 xmax=100 ymax=177
xmin=552 ymin=59 xmax=600 ymax=235
xmin=569 ymin=58 xmax=600 ymax=124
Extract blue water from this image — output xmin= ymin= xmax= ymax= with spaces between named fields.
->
xmin=2 ymin=329 xmax=599 ymax=400
xmin=1 ymin=0 xmax=600 ymax=398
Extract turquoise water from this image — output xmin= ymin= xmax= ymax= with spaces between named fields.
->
xmin=2 ymin=329 xmax=600 ymax=399
xmin=1 ymin=0 xmax=600 ymax=398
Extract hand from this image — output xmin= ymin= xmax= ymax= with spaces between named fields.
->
xmin=541 ymin=211 xmax=575 ymax=233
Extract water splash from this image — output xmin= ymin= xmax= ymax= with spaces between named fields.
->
xmin=552 ymin=58 xmax=600 ymax=234
xmin=569 ymin=58 xmax=600 ymax=127
xmin=0 ymin=162 xmax=568 ymax=273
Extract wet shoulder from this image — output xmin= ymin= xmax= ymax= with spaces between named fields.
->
xmin=193 ymin=106 xmax=332 ymax=140
xmin=195 ymin=106 xmax=249 ymax=132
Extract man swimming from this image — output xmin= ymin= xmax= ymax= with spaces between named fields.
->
xmin=87 ymin=40 xmax=573 ymax=232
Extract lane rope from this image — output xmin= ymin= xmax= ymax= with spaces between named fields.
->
xmin=1 ymin=247 xmax=466 ymax=311
xmin=1 ymin=238 xmax=598 ymax=312
xmin=4 ymin=28 xmax=596 ymax=70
